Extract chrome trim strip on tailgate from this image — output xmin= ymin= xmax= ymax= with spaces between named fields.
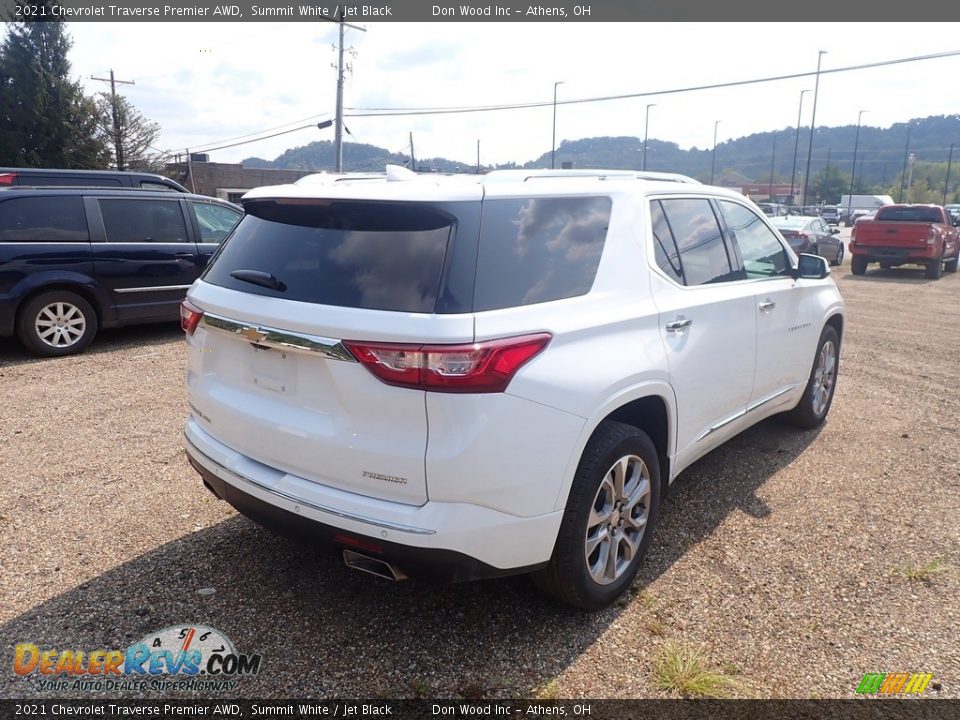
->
xmin=200 ymin=312 xmax=357 ymax=362
xmin=185 ymin=434 xmax=435 ymax=536
xmin=115 ymin=284 xmax=193 ymax=293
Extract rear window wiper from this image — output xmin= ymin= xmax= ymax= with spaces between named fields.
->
xmin=229 ymin=269 xmax=286 ymax=292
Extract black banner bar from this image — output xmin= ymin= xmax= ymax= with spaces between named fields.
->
xmin=1 ymin=0 xmax=960 ymax=22
xmin=1 ymin=700 xmax=957 ymax=720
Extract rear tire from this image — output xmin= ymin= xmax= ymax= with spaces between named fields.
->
xmin=945 ymin=249 xmax=959 ymax=274
xmin=925 ymin=252 xmax=943 ymax=280
xmin=532 ymin=421 xmax=661 ymax=611
xmin=782 ymin=325 xmax=840 ymax=430
xmin=831 ymin=243 xmax=844 ymax=267
xmin=16 ymin=290 xmax=98 ymax=357
xmin=851 ymin=255 xmax=868 ymax=275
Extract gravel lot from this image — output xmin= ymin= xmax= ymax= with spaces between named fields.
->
xmin=1 ymin=254 xmax=958 ymax=700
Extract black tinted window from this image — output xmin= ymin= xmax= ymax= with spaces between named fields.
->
xmin=203 ymin=200 xmax=455 ymax=313
xmin=650 ymin=200 xmax=683 ymax=284
xmin=474 ymin=196 xmax=610 ymax=311
xmin=31 ymin=175 xmax=123 ymax=187
xmin=659 ymin=198 xmax=735 ymax=285
xmin=100 ymin=199 xmax=188 ymax=243
xmin=718 ymin=200 xmax=789 ymax=279
xmin=0 ymin=196 xmax=88 ymax=242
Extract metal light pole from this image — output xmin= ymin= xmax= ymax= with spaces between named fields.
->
xmin=846 ymin=110 xmax=867 ymax=222
xmin=906 ymin=153 xmax=916 ymax=203
xmin=943 ymin=143 xmax=954 ymax=205
xmin=551 ymin=81 xmax=565 ymax=169
xmin=789 ymin=89 xmax=810 ymax=207
xmin=642 ymin=103 xmax=656 ymax=171
xmin=710 ymin=120 xmax=722 ymax=185
xmin=802 ymin=51 xmax=827 ymax=207
xmin=769 ymin=134 xmax=777 ymax=200
xmin=899 ymin=125 xmax=912 ymax=202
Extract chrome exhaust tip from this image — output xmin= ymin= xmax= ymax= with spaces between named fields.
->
xmin=342 ymin=548 xmax=408 ymax=582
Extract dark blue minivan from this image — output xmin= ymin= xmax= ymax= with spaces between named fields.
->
xmin=0 ymin=188 xmax=241 ymax=356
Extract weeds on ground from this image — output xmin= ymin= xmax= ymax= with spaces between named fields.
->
xmin=652 ymin=641 xmax=747 ymax=698
xmin=893 ymin=557 xmax=953 ymax=583
xmin=532 ymin=678 xmax=561 ymax=700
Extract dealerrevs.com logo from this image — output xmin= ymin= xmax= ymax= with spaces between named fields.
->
xmin=13 ymin=625 xmax=261 ymax=693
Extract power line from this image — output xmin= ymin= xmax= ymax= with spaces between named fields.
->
xmin=166 ymin=47 xmax=960 ymax=160
xmin=343 ymin=49 xmax=960 ymax=118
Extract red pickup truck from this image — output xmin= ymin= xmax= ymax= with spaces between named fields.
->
xmin=850 ymin=204 xmax=960 ymax=279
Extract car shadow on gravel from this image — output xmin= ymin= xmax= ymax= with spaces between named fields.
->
xmin=0 ymin=322 xmax=183 ymax=367
xmin=843 ymin=268 xmax=950 ymax=283
xmin=0 ymin=419 xmax=818 ymax=699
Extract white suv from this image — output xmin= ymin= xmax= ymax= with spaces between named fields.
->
xmin=181 ymin=167 xmax=845 ymax=610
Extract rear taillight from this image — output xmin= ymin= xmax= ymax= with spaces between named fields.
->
xmin=0 ymin=173 xmax=16 ymax=185
xmin=180 ymin=299 xmax=203 ymax=336
xmin=344 ymin=333 xmax=552 ymax=393
xmin=927 ymin=229 xmax=937 ymax=245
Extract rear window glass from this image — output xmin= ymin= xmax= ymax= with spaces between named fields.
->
xmin=874 ymin=207 xmax=943 ymax=223
xmin=203 ymin=200 xmax=456 ymax=313
xmin=0 ymin=196 xmax=89 ymax=242
xmin=473 ymin=196 xmax=611 ymax=311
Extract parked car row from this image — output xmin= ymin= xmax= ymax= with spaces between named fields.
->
xmin=0 ymin=176 xmax=241 ymax=356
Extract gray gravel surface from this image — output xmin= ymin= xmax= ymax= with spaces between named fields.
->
xmin=1 ymin=265 xmax=958 ymax=700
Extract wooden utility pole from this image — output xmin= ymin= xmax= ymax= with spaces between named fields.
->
xmin=91 ymin=70 xmax=135 ymax=170
xmin=332 ymin=19 xmax=366 ymax=172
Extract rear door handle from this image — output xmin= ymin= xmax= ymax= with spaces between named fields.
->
xmin=759 ymin=300 xmax=776 ymax=312
xmin=665 ymin=318 xmax=692 ymax=332
xmin=175 ymin=252 xmax=196 ymax=259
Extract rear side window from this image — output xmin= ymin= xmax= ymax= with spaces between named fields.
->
xmin=473 ymin=196 xmax=611 ymax=311
xmin=658 ymin=198 xmax=736 ymax=286
xmin=99 ymin=199 xmax=189 ymax=243
xmin=650 ymin=200 xmax=683 ymax=284
xmin=717 ymin=200 xmax=789 ymax=279
xmin=0 ymin=196 xmax=89 ymax=242
xmin=203 ymin=200 xmax=458 ymax=313
xmin=140 ymin=181 xmax=177 ymax=191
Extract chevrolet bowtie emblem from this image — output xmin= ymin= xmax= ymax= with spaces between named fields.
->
xmin=240 ymin=326 xmax=267 ymax=343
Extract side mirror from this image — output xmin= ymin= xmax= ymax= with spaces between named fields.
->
xmin=794 ymin=253 xmax=830 ymax=280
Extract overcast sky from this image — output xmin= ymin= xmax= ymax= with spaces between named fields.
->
xmin=58 ymin=22 xmax=960 ymax=168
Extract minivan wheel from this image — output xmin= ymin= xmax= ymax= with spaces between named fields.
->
xmin=17 ymin=291 xmax=98 ymax=357
xmin=782 ymin=325 xmax=840 ymax=430
xmin=532 ymin=421 xmax=660 ymax=610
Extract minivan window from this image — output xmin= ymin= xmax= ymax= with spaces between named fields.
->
xmin=99 ymin=199 xmax=189 ymax=243
xmin=658 ymin=198 xmax=736 ymax=286
xmin=189 ymin=202 xmax=242 ymax=243
xmin=203 ymin=200 xmax=456 ymax=313
xmin=0 ymin=196 xmax=89 ymax=242
xmin=473 ymin=196 xmax=611 ymax=311
xmin=140 ymin=181 xmax=178 ymax=191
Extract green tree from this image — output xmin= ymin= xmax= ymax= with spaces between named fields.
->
xmin=811 ymin=165 xmax=851 ymax=204
xmin=96 ymin=93 xmax=166 ymax=172
xmin=0 ymin=7 xmax=109 ymax=167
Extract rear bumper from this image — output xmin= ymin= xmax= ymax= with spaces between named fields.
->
xmin=183 ymin=419 xmax=560 ymax=581
xmin=849 ymin=244 xmax=940 ymax=262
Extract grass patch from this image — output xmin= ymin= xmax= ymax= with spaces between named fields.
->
xmin=894 ymin=558 xmax=953 ymax=582
xmin=646 ymin=619 xmax=666 ymax=637
xmin=652 ymin=642 xmax=747 ymax=698
xmin=532 ymin=678 xmax=561 ymax=700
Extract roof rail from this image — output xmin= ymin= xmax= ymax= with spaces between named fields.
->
xmin=482 ymin=169 xmax=700 ymax=184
